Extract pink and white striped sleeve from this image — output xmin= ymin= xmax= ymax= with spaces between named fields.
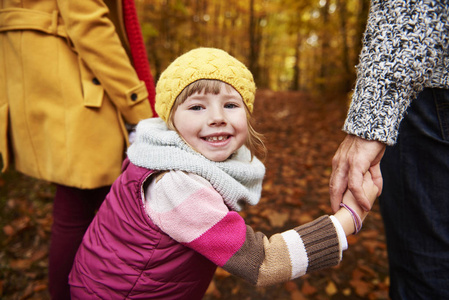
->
xmin=145 ymin=171 xmax=342 ymax=286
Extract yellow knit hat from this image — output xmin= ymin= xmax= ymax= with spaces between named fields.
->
xmin=155 ymin=47 xmax=256 ymax=122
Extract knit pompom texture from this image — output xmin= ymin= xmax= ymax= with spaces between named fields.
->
xmin=155 ymin=48 xmax=256 ymax=121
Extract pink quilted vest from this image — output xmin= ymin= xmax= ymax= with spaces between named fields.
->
xmin=69 ymin=158 xmax=217 ymax=299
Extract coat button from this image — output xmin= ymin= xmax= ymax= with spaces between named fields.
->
xmin=92 ymin=77 xmax=100 ymax=85
xmin=131 ymin=93 xmax=138 ymax=101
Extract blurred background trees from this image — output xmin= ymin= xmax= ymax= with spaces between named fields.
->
xmin=136 ymin=0 xmax=370 ymax=94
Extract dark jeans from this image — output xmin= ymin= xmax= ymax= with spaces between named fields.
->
xmin=380 ymin=88 xmax=449 ymax=300
xmin=49 ymin=184 xmax=109 ymax=300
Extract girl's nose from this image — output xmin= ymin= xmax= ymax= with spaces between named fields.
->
xmin=208 ymin=108 xmax=226 ymax=126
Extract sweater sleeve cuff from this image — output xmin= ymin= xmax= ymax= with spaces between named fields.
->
xmin=295 ymin=215 xmax=341 ymax=273
xmin=329 ymin=215 xmax=348 ymax=254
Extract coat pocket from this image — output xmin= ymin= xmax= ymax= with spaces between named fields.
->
xmin=79 ymin=57 xmax=104 ymax=108
xmin=0 ymin=102 xmax=9 ymax=172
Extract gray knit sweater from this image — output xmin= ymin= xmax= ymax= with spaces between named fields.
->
xmin=344 ymin=0 xmax=449 ymax=145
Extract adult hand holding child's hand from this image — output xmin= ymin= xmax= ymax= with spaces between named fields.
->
xmin=334 ymin=172 xmax=379 ymax=235
xmin=329 ymin=135 xmax=385 ymax=213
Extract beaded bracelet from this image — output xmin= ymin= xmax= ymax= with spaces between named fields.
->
xmin=340 ymin=203 xmax=362 ymax=234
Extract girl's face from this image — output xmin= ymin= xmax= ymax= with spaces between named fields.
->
xmin=172 ymin=83 xmax=248 ymax=162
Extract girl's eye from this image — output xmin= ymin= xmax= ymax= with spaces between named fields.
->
xmin=189 ymin=105 xmax=203 ymax=111
xmin=224 ymin=103 xmax=238 ymax=109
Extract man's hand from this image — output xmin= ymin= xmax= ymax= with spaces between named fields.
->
xmin=329 ymin=134 xmax=386 ymax=212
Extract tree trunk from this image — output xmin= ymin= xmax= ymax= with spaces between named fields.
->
xmin=337 ymin=0 xmax=352 ymax=92
xmin=291 ymin=33 xmax=302 ymax=91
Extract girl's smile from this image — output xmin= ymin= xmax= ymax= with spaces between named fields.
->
xmin=172 ymin=83 xmax=248 ymax=162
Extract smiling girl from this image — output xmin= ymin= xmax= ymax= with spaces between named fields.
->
xmin=69 ymin=48 xmax=378 ymax=299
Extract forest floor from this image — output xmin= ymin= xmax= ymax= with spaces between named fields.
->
xmin=0 ymin=90 xmax=389 ymax=300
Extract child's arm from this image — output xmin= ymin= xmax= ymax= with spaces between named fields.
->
xmin=333 ymin=172 xmax=379 ymax=235
xmin=145 ymin=171 xmax=376 ymax=287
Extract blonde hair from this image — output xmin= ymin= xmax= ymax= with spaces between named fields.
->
xmin=167 ymin=79 xmax=266 ymax=161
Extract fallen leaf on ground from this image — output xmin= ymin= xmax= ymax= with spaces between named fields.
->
xmin=325 ymin=281 xmax=337 ymax=296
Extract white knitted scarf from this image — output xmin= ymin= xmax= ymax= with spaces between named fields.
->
xmin=127 ymin=118 xmax=266 ymax=211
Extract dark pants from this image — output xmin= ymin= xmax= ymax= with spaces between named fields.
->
xmin=48 ymin=184 xmax=109 ymax=300
xmin=380 ymin=88 xmax=449 ymax=300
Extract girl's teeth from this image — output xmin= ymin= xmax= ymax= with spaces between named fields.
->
xmin=207 ymin=136 xmax=227 ymax=141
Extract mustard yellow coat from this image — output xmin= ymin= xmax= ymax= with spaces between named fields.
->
xmin=0 ymin=0 xmax=153 ymax=189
